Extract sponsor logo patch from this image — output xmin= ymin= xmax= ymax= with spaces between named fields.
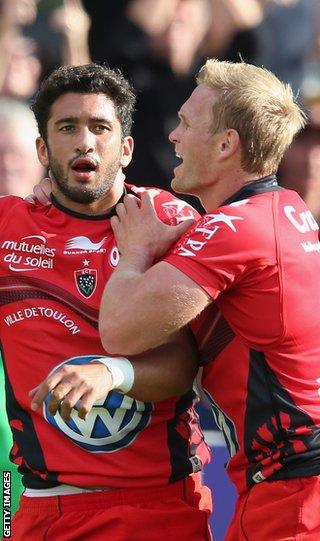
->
xmin=64 ymin=236 xmax=108 ymax=255
xmin=1 ymin=235 xmax=56 ymax=272
xmin=43 ymin=355 xmax=153 ymax=452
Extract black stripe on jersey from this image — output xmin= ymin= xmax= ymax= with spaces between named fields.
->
xmin=0 ymin=275 xmax=98 ymax=328
xmin=1 ymin=345 xmax=60 ymax=489
xmin=167 ymin=390 xmax=209 ymax=483
xmin=200 ymin=313 xmax=235 ymax=366
xmin=245 ymin=349 xmax=320 ymax=489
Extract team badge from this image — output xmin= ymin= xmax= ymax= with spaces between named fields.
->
xmin=43 ymin=355 xmax=153 ymax=452
xmin=74 ymin=268 xmax=97 ymax=298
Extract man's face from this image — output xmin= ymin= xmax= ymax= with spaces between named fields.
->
xmin=36 ymin=92 xmax=133 ymax=204
xmin=169 ymin=84 xmax=221 ymax=197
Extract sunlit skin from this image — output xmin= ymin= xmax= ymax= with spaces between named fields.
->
xmin=169 ymin=84 xmax=258 ymax=210
xmin=169 ymin=85 xmax=218 ymax=194
xmin=36 ymin=92 xmax=133 ymax=214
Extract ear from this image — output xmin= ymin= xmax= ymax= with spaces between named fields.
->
xmin=219 ymin=129 xmax=240 ymax=159
xmin=36 ymin=137 xmax=49 ymax=168
xmin=120 ymin=136 xmax=134 ymax=168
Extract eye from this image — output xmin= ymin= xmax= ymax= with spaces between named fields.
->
xmin=59 ymin=125 xmax=75 ymax=132
xmin=93 ymin=125 xmax=110 ymax=134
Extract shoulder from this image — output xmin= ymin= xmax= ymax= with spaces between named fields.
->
xmin=172 ymin=194 xmax=277 ymax=259
xmin=127 ymin=183 xmax=200 ymax=224
xmin=0 ymin=195 xmax=46 ymax=227
xmin=0 ymin=195 xmax=29 ymax=218
xmin=0 ymin=194 xmax=22 ymax=209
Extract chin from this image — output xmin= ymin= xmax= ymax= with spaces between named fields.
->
xmin=171 ymin=176 xmax=182 ymax=194
xmin=171 ymin=176 xmax=189 ymax=196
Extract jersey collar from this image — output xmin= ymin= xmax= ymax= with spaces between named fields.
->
xmin=223 ymin=175 xmax=280 ymax=206
xmin=51 ymin=185 xmax=135 ymax=221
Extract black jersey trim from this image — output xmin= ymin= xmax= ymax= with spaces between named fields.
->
xmin=51 ymin=185 xmax=136 ymax=220
xmin=223 ymin=175 xmax=281 ymax=206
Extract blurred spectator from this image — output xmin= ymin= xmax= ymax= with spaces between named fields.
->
xmin=0 ymin=98 xmax=44 ymax=197
xmin=206 ymin=0 xmax=316 ymax=96
xmin=278 ymin=125 xmax=320 ymax=225
xmin=301 ymin=1 xmax=320 ymax=127
xmin=83 ymin=0 xmax=211 ymax=212
xmin=0 ymin=0 xmax=90 ymax=95
xmin=0 ymin=34 xmax=42 ymax=100
xmin=0 ymin=0 xmax=42 ymax=99
xmin=49 ymin=0 xmax=90 ymax=66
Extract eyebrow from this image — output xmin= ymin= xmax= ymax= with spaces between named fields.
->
xmin=54 ymin=116 xmax=114 ymax=126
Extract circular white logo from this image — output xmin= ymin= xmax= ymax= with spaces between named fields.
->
xmin=43 ymin=355 xmax=153 ymax=452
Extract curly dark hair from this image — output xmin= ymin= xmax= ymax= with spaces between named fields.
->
xmin=31 ymin=63 xmax=136 ymax=141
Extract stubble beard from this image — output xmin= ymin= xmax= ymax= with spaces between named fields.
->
xmin=48 ymin=152 xmax=122 ymax=204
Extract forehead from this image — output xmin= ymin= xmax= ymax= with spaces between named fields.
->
xmin=49 ymin=92 xmax=118 ymax=122
xmin=180 ymin=84 xmax=216 ymax=122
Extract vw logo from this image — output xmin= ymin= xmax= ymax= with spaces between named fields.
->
xmin=43 ymin=355 xmax=153 ymax=452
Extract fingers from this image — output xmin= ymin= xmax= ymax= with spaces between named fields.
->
xmin=77 ymin=391 xmax=97 ymax=421
xmin=46 ymin=381 xmax=75 ymax=417
xmin=115 ymin=201 xmax=127 ymax=221
xmin=25 ymin=194 xmax=36 ymax=204
xmin=124 ymin=194 xmax=140 ymax=209
xmin=29 ymin=385 xmax=40 ymax=397
xmin=115 ymin=192 xmax=156 ymax=224
xmin=30 ymin=371 xmax=63 ymax=411
xmin=110 ymin=215 xmax=120 ymax=235
xmin=59 ymin=384 xmax=88 ymax=421
xmin=166 ymin=219 xmax=195 ymax=247
xmin=32 ymin=177 xmax=52 ymax=206
xmin=115 ymin=195 xmax=140 ymax=221
xmin=140 ymin=190 xmax=155 ymax=210
xmin=175 ymin=218 xmax=195 ymax=236
xmin=29 ymin=363 xmax=111 ymax=422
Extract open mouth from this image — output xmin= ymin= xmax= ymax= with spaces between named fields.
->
xmin=71 ymin=157 xmax=97 ymax=175
xmin=174 ymin=153 xmax=183 ymax=170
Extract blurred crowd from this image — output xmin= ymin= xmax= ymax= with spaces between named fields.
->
xmin=0 ymin=0 xmax=319 ymax=216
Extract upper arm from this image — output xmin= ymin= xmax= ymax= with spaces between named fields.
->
xmin=101 ymin=261 xmax=211 ymax=355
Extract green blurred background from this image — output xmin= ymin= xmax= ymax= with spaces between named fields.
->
xmin=0 ymin=357 xmax=23 ymax=533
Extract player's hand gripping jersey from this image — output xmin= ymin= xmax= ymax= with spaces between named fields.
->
xmin=0 ymin=184 xmax=210 ymax=490
xmin=164 ymin=176 xmax=320 ymax=494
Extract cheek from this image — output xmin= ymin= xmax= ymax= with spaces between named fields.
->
xmin=49 ymin=143 xmax=70 ymax=163
xmin=101 ymin=141 xmax=122 ymax=162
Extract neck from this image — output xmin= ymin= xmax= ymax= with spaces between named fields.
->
xmin=52 ymin=171 xmax=125 ymax=215
xmin=199 ymin=170 xmax=265 ymax=211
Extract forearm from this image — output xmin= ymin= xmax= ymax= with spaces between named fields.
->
xmin=127 ymin=329 xmax=199 ymax=402
xmin=99 ymin=255 xmax=159 ymax=354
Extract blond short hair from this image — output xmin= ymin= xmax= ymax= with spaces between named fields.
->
xmin=197 ymin=59 xmax=307 ymax=175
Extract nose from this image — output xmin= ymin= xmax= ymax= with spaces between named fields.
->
xmin=169 ymin=124 xmax=179 ymax=144
xmin=75 ymin=127 xmax=95 ymax=154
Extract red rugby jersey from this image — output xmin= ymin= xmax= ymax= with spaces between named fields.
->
xmin=0 ymin=184 xmax=210 ymax=489
xmin=165 ymin=176 xmax=320 ymax=494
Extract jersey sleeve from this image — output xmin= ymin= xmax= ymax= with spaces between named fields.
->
xmin=163 ymin=204 xmax=276 ymax=301
xmin=128 ymin=184 xmax=200 ymax=224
